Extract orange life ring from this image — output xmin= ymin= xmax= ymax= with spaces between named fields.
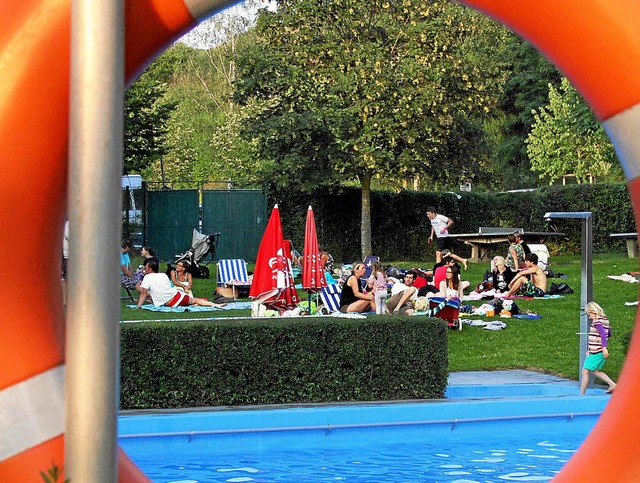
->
xmin=2 ymin=0 xmax=640 ymax=481
xmin=0 ymin=0 xmax=196 ymax=481
xmin=459 ymin=3 xmax=640 ymax=480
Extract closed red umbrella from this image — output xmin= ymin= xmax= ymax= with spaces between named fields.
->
xmin=249 ymin=205 xmax=299 ymax=311
xmin=302 ymin=205 xmax=327 ymax=306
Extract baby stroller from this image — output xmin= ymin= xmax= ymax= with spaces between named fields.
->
xmin=170 ymin=229 xmax=220 ymax=279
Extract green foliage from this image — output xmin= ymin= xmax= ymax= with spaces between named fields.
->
xmin=231 ymin=0 xmax=511 ymax=256
xmin=271 ymin=182 xmax=634 ymax=261
xmin=120 ymin=316 xmax=448 ymax=408
xmin=234 ymin=0 xmax=508 ymax=190
xmin=527 ymin=78 xmax=622 ymax=184
xmin=484 ymin=36 xmax=562 ymax=189
xmin=40 ymin=464 xmax=68 ymax=483
xmin=124 ymin=70 xmax=177 ymax=175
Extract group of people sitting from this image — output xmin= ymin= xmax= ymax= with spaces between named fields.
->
xmin=119 ymin=238 xmax=224 ymax=309
xmin=338 ymin=253 xmax=472 ymax=316
xmin=337 ymin=229 xmax=549 ymax=315
xmin=488 ymin=231 xmax=547 ymax=297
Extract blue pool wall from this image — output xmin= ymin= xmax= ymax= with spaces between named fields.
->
xmin=119 ymin=385 xmax=610 ymax=455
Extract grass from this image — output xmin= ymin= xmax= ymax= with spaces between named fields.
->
xmin=121 ymin=253 xmax=639 ymax=382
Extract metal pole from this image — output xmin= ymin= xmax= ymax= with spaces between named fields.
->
xmin=543 ymin=212 xmax=593 ymax=384
xmin=67 ymin=0 xmax=124 ymax=480
xmin=579 ymin=214 xmax=594 ymax=386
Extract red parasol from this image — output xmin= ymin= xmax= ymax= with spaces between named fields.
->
xmin=302 ymin=205 xmax=327 ymax=295
xmin=249 ymin=204 xmax=299 ymax=311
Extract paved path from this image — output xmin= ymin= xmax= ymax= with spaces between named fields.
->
xmin=448 ymin=370 xmax=574 ymax=386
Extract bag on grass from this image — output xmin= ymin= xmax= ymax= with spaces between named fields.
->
xmin=386 ymin=266 xmax=405 ymax=279
xmin=549 ymin=282 xmax=574 ymax=295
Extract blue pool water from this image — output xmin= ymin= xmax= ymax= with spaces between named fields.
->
xmin=119 ymin=386 xmax=609 ymax=483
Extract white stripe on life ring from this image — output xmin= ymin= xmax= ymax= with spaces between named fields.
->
xmin=0 ymin=365 xmax=65 ymax=460
xmin=603 ymin=102 xmax=640 ymax=181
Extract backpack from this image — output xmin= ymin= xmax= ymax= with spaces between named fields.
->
xmin=386 ymin=266 xmax=406 ymax=279
xmin=549 ymin=282 xmax=574 ymax=295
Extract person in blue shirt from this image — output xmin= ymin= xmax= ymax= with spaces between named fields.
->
xmin=120 ymin=238 xmax=140 ymax=291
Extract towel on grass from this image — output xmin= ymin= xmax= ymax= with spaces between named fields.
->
xmin=513 ymin=313 xmax=542 ymax=319
xmin=129 ymin=301 xmax=252 ymax=312
xmin=465 ymin=320 xmax=507 ymax=330
xmin=608 ymin=274 xmax=639 ymax=283
xmin=503 ymin=294 xmax=563 ymax=300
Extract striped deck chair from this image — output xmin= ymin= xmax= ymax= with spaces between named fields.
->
xmin=216 ymin=259 xmax=250 ymax=299
xmin=319 ymin=283 xmax=342 ymax=314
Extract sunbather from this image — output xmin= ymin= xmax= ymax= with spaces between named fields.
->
xmin=504 ymin=253 xmax=547 ymax=297
xmin=339 ymin=262 xmax=376 ymax=313
xmin=438 ymin=265 xmax=466 ymax=301
xmin=170 ymin=260 xmax=194 ymax=297
xmin=386 ymin=271 xmax=418 ymax=315
xmin=492 ymin=256 xmax=516 ymax=293
xmin=120 ymin=238 xmax=140 ymax=291
xmin=136 ymin=259 xmax=224 ymax=309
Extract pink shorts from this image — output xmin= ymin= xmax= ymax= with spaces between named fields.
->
xmin=166 ymin=291 xmax=191 ymax=307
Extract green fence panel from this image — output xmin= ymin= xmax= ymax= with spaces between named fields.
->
xmin=202 ymin=190 xmax=266 ymax=262
xmin=145 ymin=189 xmax=199 ymax=261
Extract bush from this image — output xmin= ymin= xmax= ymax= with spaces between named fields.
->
xmin=121 ymin=316 xmax=449 ymax=409
xmin=270 ymin=182 xmax=634 ymax=260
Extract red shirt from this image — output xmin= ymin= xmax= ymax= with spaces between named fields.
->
xmin=434 ymin=265 xmax=448 ymax=289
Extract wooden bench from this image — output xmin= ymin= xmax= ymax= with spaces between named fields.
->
xmin=610 ymin=233 xmax=638 ymax=258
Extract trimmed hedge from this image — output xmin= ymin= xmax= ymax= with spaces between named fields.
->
xmin=270 ymin=183 xmax=634 ymax=261
xmin=120 ymin=316 xmax=448 ymax=409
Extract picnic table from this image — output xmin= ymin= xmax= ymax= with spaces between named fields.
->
xmin=610 ymin=232 xmax=638 ymax=258
xmin=451 ymin=227 xmax=565 ymax=263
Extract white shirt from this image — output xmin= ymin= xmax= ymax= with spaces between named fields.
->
xmin=430 ymin=214 xmax=450 ymax=238
xmin=141 ymin=272 xmax=178 ymax=306
xmin=390 ymin=281 xmax=418 ymax=301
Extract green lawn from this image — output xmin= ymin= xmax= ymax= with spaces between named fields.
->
xmin=121 ymin=254 xmax=639 ymax=382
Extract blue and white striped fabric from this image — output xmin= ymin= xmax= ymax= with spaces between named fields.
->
xmin=216 ymin=259 xmax=249 ymax=286
xmin=320 ymin=284 xmax=342 ymax=313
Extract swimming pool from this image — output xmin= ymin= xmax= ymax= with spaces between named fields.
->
xmin=119 ymin=385 xmax=609 ymax=482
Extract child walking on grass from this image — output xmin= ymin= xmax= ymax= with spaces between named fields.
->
xmin=580 ymin=302 xmax=617 ymax=395
xmin=368 ymin=261 xmax=388 ymax=315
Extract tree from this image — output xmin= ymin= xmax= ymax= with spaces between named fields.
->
xmin=484 ymin=36 xmax=562 ymax=189
xmin=233 ymin=0 xmax=508 ymax=257
xmin=526 ymin=77 xmax=622 ymax=184
xmin=143 ymin=3 xmax=270 ymax=183
xmin=124 ymin=70 xmax=176 ymax=175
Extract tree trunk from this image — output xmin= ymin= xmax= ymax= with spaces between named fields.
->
xmin=359 ymin=173 xmax=372 ymax=259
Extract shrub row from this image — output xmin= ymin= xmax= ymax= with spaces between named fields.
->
xmin=270 ymin=183 xmax=634 ymax=261
xmin=120 ymin=316 xmax=448 ymax=409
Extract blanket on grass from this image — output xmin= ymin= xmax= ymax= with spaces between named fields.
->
xmin=128 ymin=301 xmax=252 ymax=312
xmin=464 ymin=291 xmax=563 ymax=301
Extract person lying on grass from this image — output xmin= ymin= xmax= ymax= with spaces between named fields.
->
xmin=135 ymin=259 xmax=225 ymax=309
xmin=504 ymin=253 xmax=547 ymax=298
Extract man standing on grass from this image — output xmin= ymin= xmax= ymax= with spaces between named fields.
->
xmin=136 ymin=259 xmax=225 ymax=309
xmin=427 ymin=207 xmax=454 ymax=263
